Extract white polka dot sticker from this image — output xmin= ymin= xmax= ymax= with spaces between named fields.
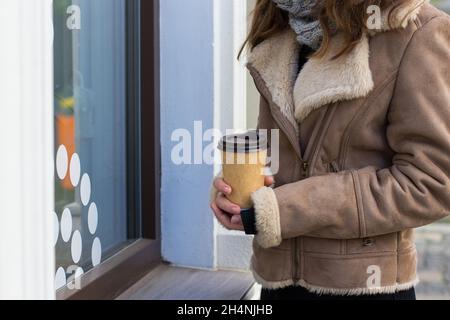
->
xmin=80 ymin=173 xmax=91 ymax=206
xmin=53 ymin=211 xmax=59 ymax=246
xmin=60 ymin=208 xmax=73 ymax=243
xmin=88 ymin=202 xmax=98 ymax=235
xmin=55 ymin=267 xmax=67 ymax=290
xmin=56 ymin=145 xmax=68 ymax=180
xmin=71 ymin=230 xmax=82 ymax=264
xmin=70 ymin=153 xmax=81 ymax=187
xmin=92 ymin=237 xmax=102 ymax=267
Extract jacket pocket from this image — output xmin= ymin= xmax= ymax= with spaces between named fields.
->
xmin=303 ymin=237 xmax=342 ymax=255
xmin=345 ymin=233 xmax=397 ymax=255
xmin=252 ymin=240 xmax=293 ymax=281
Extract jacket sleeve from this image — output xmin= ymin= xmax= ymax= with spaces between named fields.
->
xmin=251 ymin=16 xmax=450 ymax=249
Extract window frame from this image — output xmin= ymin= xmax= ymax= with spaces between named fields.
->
xmin=56 ymin=0 xmax=161 ymax=300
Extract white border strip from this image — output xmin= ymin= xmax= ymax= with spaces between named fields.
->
xmin=0 ymin=0 xmax=55 ymax=300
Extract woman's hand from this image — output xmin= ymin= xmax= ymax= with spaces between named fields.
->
xmin=210 ymin=176 xmax=275 ymax=231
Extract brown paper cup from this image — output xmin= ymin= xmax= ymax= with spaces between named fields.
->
xmin=218 ymin=131 xmax=268 ymax=209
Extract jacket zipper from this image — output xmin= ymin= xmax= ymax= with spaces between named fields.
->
xmin=302 ymin=161 xmax=309 ymax=178
xmin=292 ymin=160 xmax=313 ymax=282
xmin=290 ymin=159 xmax=300 ymax=283
xmin=307 ymin=105 xmax=337 ymax=176
xmin=292 ymin=135 xmax=316 ymax=282
xmin=329 ymin=160 xmax=340 ymax=173
xmin=292 ymin=160 xmax=309 ymax=283
xmin=292 ymin=105 xmax=337 ymax=283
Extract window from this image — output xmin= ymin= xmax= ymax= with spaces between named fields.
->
xmin=53 ymin=0 xmax=140 ymax=290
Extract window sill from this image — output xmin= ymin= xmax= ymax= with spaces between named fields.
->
xmin=57 ymin=239 xmax=161 ymax=300
xmin=117 ymin=263 xmax=256 ymax=300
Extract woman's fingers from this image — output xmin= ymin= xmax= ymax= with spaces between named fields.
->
xmin=231 ymin=219 xmax=244 ymax=231
xmin=211 ymin=201 xmax=244 ymax=231
xmin=211 ymin=201 xmax=233 ymax=229
xmin=265 ymin=175 xmax=275 ymax=187
xmin=231 ymin=215 xmax=242 ymax=225
xmin=212 ymin=175 xmax=271 ymax=231
xmin=213 ymin=177 xmax=232 ymax=195
xmin=216 ymin=194 xmax=241 ymax=215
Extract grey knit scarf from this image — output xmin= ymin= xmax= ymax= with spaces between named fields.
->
xmin=272 ymin=0 xmax=323 ymax=50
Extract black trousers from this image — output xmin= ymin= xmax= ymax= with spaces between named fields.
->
xmin=261 ymin=286 xmax=416 ymax=301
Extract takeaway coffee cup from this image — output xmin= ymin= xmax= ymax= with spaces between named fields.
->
xmin=218 ymin=130 xmax=268 ymax=209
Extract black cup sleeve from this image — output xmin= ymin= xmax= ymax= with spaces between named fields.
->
xmin=241 ymin=207 xmax=257 ymax=235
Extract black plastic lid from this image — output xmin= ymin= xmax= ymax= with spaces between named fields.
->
xmin=218 ymin=130 xmax=268 ymax=153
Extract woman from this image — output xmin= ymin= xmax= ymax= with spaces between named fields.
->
xmin=211 ymin=0 xmax=450 ymax=300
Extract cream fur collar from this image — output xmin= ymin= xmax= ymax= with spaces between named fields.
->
xmin=247 ymin=0 xmax=427 ymax=124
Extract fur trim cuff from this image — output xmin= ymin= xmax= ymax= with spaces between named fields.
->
xmin=251 ymin=187 xmax=282 ymax=249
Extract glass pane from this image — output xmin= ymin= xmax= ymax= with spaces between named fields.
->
xmin=53 ymin=0 xmax=130 ymax=290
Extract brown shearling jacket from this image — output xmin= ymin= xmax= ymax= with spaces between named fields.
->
xmin=214 ymin=1 xmax=450 ymax=295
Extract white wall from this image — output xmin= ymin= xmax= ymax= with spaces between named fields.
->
xmin=0 ymin=0 xmax=55 ymax=299
xmin=160 ymin=0 xmax=216 ymax=269
xmin=160 ymin=0 xmax=257 ymax=271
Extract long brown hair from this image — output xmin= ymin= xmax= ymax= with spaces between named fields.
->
xmin=240 ymin=0 xmax=419 ymax=59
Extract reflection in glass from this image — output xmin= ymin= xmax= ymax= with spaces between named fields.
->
xmin=53 ymin=0 xmax=129 ymax=288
